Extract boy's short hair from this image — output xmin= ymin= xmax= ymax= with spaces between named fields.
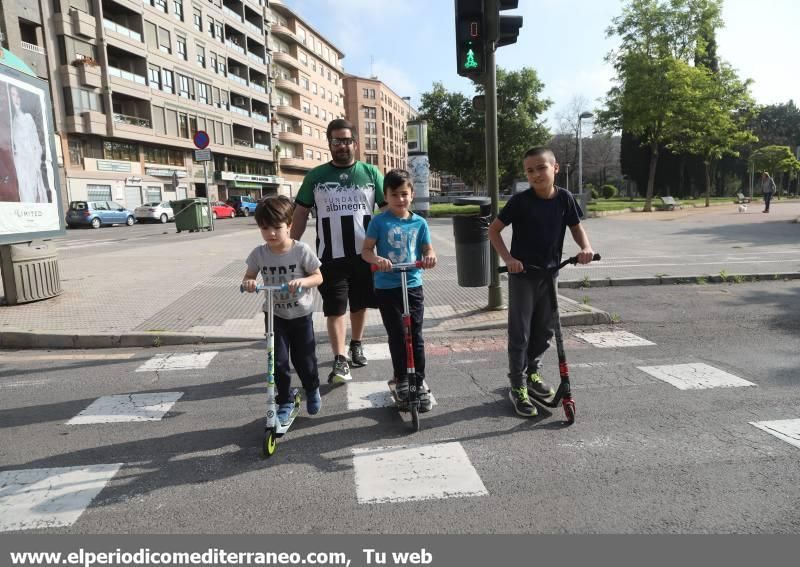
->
xmin=523 ymin=146 xmax=557 ymax=163
xmin=384 ymin=168 xmax=413 ymax=193
xmin=255 ymin=195 xmax=294 ymax=228
xmin=326 ymin=118 xmax=357 ymax=141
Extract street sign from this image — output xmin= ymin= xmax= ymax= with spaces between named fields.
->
xmin=194 ymin=149 xmax=212 ymax=161
xmin=193 ymin=130 xmax=210 ymax=149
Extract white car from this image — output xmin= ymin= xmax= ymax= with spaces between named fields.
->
xmin=134 ymin=201 xmax=174 ymax=223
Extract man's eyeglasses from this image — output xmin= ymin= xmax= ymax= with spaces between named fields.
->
xmin=330 ymin=138 xmax=355 ymax=147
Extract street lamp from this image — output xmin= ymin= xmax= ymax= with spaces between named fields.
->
xmin=564 ymin=163 xmax=571 ymax=192
xmin=577 ymin=111 xmax=593 ymax=195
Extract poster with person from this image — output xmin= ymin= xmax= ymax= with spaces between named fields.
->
xmin=0 ymin=62 xmax=63 ymax=243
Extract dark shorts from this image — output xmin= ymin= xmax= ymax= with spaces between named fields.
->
xmin=319 ymin=256 xmax=377 ymax=316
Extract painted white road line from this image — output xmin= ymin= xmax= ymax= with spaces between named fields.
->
xmin=576 ymin=331 xmax=656 ymax=348
xmin=750 ymin=419 xmax=800 ymax=450
xmin=135 ymin=352 xmax=218 ymax=372
xmin=637 ymin=363 xmax=756 ymax=390
xmin=347 ymin=380 xmax=437 ymax=410
xmin=67 ymin=392 xmax=183 ymax=424
xmin=361 ymin=343 xmax=391 ymax=361
xmin=352 ymin=441 xmax=487 ymax=504
xmin=0 ymin=353 xmax=137 ymax=362
xmin=0 ymin=464 xmax=122 ymax=532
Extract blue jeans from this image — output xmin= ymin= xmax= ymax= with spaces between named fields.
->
xmin=265 ymin=313 xmax=319 ymax=405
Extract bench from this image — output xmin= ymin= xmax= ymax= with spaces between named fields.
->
xmin=736 ymin=192 xmax=751 ymax=204
xmin=657 ymin=196 xmax=682 ymax=211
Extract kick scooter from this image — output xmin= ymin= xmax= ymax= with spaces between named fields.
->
xmin=499 ymin=253 xmax=601 ymax=424
xmin=372 ymin=261 xmax=428 ymax=432
xmin=241 ymin=282 xmax=301 ymax=458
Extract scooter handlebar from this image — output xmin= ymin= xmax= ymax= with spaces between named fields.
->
xmin=498 ymin=253 xmax=601 ymax=274
xmin=370 ymin=261 xmax=424 ymax=272
xmin=239 ymin=283 xmax=296 ymax=293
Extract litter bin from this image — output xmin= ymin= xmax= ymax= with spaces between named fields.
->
xmin=171 ymin=198 xmax=211 ymax=233
xmin=452 ymin=197 xmax=491 ymax=287
xmin=573 ymin=191 xmax=589 ymax=219
xmin=0 ymin=241 xmax=62 ymax=305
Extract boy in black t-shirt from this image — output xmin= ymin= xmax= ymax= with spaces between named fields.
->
xmin=488 ymin=147 xmax=596 ymax=417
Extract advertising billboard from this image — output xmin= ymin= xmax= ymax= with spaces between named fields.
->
xmin=0 ymin=62 xmax=64 ymax=244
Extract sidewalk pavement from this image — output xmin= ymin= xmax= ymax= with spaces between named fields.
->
xmin=0 ymin=225 xmax=610 ymax=350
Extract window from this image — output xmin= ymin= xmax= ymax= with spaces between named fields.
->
xmin=215 ymin=21 xmax=223 ymax=42
xmin=176 ymin=36 xmax=187 ymax=60
xmin=363 ymin=88 xmax=369 ymax=98
xmin=68 ymin=138 xmax=83 ymax=166
xmin=63 ymin=87 xmax=104 ymax=114
xmin=196 ymin=44 xmax=205 ymax=67
xmin=146 ymin=187 xmax=162 ymax=203
xmin=103 ymin=141 xmax=138 ymax=161
xmin=161 ymin=69 xmax=174 ymax=93
xmin=178 ymin=114 xmax=189 ymax=138
xmin=158 ymin=28 xmax=171 ymax=53
xmin=87 ymin=185 xmax=113 ymax=201
xmin=369 ymin=89 xmax=376 ymax=99
xmin=173 ymin=0 xmax=183 ymax=20
xmin=304 ymin=149 xmax=313 ymax=160
xmin=209 ymin=52 xmax=218 ymax=74
xmin=300 ymin=77 xmax=309 ymax=90
xmin=197 ymin=82 xmax=210 ymax=104
xmin=153 ymin=0 xmax=168 ymax=13
xmin=193 ymin=7 xmax=202 ymax=31
xmin=148 ymin=65 xmax=161 ymax=88
xmin=302 ymin=101 xmax=311 ymax=115
xmin=177 ymin=74 xmax=193 ymax=99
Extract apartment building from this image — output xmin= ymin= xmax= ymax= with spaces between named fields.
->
xmin=342 ymin=74 xmax=416 ymax=174
xmin=268 ymin=0 xmax=345 ymax=194
xmin=7 ymin=0 xmax=282 ymax=210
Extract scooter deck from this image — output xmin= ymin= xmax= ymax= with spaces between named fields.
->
xmin=387 ymin=380 xmax=431 ymax=412
xmin=273 ymin=388 xmax=301 ymax=437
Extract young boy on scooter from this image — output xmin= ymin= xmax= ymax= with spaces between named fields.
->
xmin=242 ymin=196 xmax=323 ymax=424
xmin=361 ymin=169 xmax=438 ymax=412
xmin=488 ymin=147 xmax=595 ymax=417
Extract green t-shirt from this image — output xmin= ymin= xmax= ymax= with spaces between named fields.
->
xmin=296 ymin=161 xmax=385 ymax=261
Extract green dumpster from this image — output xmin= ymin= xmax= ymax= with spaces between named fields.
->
xmin=171 ymin=198 xmax=211 ymax=233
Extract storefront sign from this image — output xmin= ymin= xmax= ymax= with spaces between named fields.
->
xmin=217 ymin=171 xmax=281 ymax=184
xmin=97 ymin=160 xmax=131 ymax=172
xmin=146 ymin=168 xmax=187 ymax=178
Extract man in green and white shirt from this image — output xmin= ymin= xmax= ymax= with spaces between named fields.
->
xmin=291 ymin=119 xmax=385 ymax=384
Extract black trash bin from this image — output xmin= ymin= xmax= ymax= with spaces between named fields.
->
xmin=452 ymin=197 xmax=491 ymax=287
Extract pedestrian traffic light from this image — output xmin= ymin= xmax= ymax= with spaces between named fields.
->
xmin=494 ymin=0 xmax=523 ymax=48
xmin=455 ymin=0 xmax=485 ymax=79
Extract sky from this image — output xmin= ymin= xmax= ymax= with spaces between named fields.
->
xmin=283 ymin=0 xmax=799 ymax=132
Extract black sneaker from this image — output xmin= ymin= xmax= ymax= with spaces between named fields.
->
xmin=395 ymin=376 xmax=409 ymax=402
xmin=327 ymin=355 xmax=351 ymax=385
xmin=417 ymin=385 xmax=432 ymax=413
xmin=509 ymin=386 xmax=538 ymax=417
xmin=526 ymin=372 xmax=555 ymax=401
xmin=348 ymin=341 xmax=368 ymax=367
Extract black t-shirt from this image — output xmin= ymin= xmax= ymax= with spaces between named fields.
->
xmin=497 ymin=187 xmax=582 ymax=270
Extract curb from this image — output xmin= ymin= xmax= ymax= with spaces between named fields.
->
xmin=559 ymin=272 xmax=800 ymax=288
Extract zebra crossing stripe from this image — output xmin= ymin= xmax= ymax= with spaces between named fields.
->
xmin=352 ymin=441 xmax=487 ymax=504
xmin=750 ymin=419 xmax=800 ymax=449
xmin=67 ymin=392 xmax=183 ymax=424
xmin=637 ymin=363 xmax=756 ymax=390
xmin=346 ymin=380 xmax=437 ymax=410
xmin=575 ymin=331 xmax=656 ymax=348
xmin=0 ymin=465 xmax=122 ymax=532
xmin=136 ymin=352 xmax=218 ymax=372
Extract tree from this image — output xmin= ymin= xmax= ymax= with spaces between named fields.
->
xmin=669 ymin=63 xmax=756 ymax=206
xmin=750 ymin=145 xmax=800 ymax=197
xmin=418 ymin=68 xmax=551 ymax=190
xmin=596 ymin=0 xmax=723 ymax=212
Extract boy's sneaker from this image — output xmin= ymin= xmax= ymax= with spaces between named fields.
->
xmin=276 ymin=402 xmax=295 ymax=426
xmin=394 ymin=376 xmax=410 ymax=402
xmin=509 ymin=386 xmax=538 ymax=417
xmin=306 ymin=388 xmax=321 ymax=415
xmin=348 ymin=341 xmax=368 ymax=367
xmin=327 ymin=355 xmax=351 ymax=384
xmin=527 ymin=372 xmax=555 ymax=401
xmin=417 ymin=385 xmax=432 ymax=413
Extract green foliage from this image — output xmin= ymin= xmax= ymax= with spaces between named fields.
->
xmin=719 ymin=269 xmax=729 ymax=282
xmin=601 ymin=184 xmax=619 ymax=198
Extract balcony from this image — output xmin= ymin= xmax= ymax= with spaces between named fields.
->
xmin=276 ymin=104 xmax=304 ymax=120
xmin=279 ymin=156 xmax=317 ymax=171
xmin=270 ymin=23 xmax=295 ymax=42
xmin=233 ymin=137 xmax=252 ymax=147
xmin=245 ymin=20 xmax=262 ymax=36
xmin=252 ymin=110 xmax=269 ymax=123
xmin=113 ymin=112 xmax=151 ymax=128
xmin=249 ymin=80 xmax=266 ymax=95
xmin=248 ymin=51 xmax=265 ymax=66
xmin=272 ymin=51 xmax=299 ymax=69
xmin=223 ymin=5 xmax=243 ymax=22
xmin=276 ymin=77 xmax=302 ymax=95
xmin=277 ymin=129 xmax=303 ymax=144
xmin=225 ymin=39 xmax=245 ymax=55
xmin=107 ymin=65 xmax=146 ymax=85
xmin=21 ymin=41 xmax=45 ymax=55
xmin=102 ymin=18 xmax=142 ymax=42
xmin=230 ymin=105 xmax=251 ymax=117
xmin=228 ymin=72 xmax=249 ymax=87
xmin=77 ymin=63 xmax=102 ymax=88
xmin=70 ymin=8 xmax=96 ymax=37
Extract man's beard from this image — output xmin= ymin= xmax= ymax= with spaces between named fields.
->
xmin=331 ymin=149 xmax=354 ymax=166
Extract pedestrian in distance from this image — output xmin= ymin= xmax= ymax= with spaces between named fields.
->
xmin=760 ymin=171 xmax=776 ymax=213
xmin=290 ymin=118 xmax=385 ymax=385
xmin=488 ymin=147 xmax=596 ymax=417
xmin=243 ymin=196 xmax=324 ymax=425
xmin=361 ymin=169 xmax=437 ymax=412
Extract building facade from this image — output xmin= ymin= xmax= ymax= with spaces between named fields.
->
xmin=4 ymin=0 xmax=284 ymax=210
xmin=268 ymin=0 xmax=345 ymax=196
xmin=342 ymin=74 xmax=416 ymax=174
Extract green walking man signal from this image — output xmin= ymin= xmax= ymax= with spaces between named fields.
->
xmin=454 ymin=0 xmax=523 ymax=79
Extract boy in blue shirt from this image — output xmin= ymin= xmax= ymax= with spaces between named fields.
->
xmin=361 ymin=169 xmax=437 ymax=411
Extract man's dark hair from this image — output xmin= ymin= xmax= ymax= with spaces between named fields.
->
xmin=255 ymin=195 xmax=294 ymax=228
xmin=384 ymin=169 xmax=413 ymax=193
xmin=326 ymin=118 xmax=357 ymax=141
xmin=523 ymin=146 xmax=556 ymax=163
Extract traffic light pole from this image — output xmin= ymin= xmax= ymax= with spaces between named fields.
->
xmin=484 ymin=35 xmax=503 ymax=310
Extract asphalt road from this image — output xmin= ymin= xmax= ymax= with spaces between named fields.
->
xmin=2 ymin=279 xmax=799 ymax=533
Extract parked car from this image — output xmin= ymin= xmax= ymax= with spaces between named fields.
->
xmin=226 ymin=195 xmax=259 ymax=216
xmin=134 ymin=201 xmax=174 ymax=223
xmin=66 ymin=201 xmax=135 ymax=229
xmin=211 ymin=201 xmax=237 ymax=219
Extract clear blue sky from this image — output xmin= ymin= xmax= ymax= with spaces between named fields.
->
xmin=284 ymin=0 xmax=799 ymax=131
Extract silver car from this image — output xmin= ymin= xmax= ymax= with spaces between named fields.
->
xmin=134 ymin=201 xmax=174 ymax=223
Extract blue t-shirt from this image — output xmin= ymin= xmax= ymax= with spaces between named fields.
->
xmin=366 ymin=211 xmax=431 ymax=289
